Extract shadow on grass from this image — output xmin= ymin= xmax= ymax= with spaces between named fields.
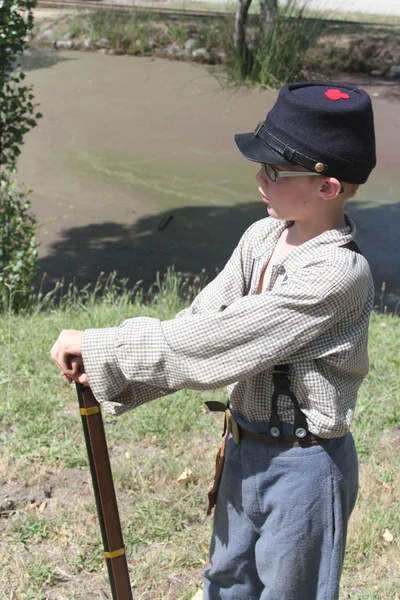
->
xmin=36 ymin=200 xmax=400 ymax=311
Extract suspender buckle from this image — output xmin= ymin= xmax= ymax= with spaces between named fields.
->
xmin=292 ymin=405 xmax=309 ymax=439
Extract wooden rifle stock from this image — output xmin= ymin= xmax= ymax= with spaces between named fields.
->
xmin=76 ymin=382 xmax=133 ymax=600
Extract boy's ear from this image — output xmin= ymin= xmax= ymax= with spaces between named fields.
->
xmin=318 ymin=177 xmax=343 ymax=200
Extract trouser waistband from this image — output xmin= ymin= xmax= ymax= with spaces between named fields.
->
xmin=226 ymin=410 xmax=327 ymax=447
xmin=237 ymin=424 xmax=327 ymax=447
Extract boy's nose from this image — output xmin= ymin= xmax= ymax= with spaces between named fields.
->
xmin=256 ymin=166 xmax=266 ymax=184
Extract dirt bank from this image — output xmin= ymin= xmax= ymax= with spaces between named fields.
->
xmin=31 ymin=6 xmax=400 ymax=79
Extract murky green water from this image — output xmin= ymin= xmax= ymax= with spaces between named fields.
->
xmin=18 ymin=50 xmax=400 ymax=309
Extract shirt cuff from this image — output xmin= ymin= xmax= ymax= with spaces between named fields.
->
xmin=82 ymin=327 xmax=128 ymax=403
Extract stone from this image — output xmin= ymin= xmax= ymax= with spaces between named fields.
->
xmin=97 ymin=48 xmax=108 ymax=55
xmin=165 ymin=43 xmax=182 ymax=56
xmin=184 ymin=38 xmax=198 ymax=52
xmin=56 ymin=40 xmax=73 ymax=50
xmin=192 ymin=47 xmax=210 ymax=60
xmin=147 ymin=38 xmax=157 ymax=50
xmin=42 ymin=28 xmax=56 ymax=40
xmin=388 ymin=64 xmax=400 ymax=79
xmin=135 ymin=39 xmax=145 ymax=52
xmin=96 ymin=37 xmax=111 ymax=49
xmin=369 ymin=69 xmax=383 ymax=77
xmin=83 ymin=37 xmax=92 ymax=49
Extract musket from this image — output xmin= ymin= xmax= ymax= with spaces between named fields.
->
xmin=76 ymin=382 xmax=133 ymax=600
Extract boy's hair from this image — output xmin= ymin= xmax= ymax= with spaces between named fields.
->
xmin=341 ymin=182 xmax=359 ymax=200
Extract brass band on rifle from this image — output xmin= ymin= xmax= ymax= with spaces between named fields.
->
xmin=79 ymin=406 xmax=101 ymax=416
xmin=104 ymin=547 xmax=126 ymax=559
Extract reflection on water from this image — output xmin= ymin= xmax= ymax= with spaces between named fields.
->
xmin=17 ymin=47 xmax=69 ymax=72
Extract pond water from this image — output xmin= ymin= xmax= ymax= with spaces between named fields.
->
xmin=18 ymin=50 xmax=400 ymax=310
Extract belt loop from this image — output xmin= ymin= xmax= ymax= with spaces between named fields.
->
xmin=282 ymin=145 xmax=296 ymax=161
xmin=225 ymin=409 xmax=240 ymax=444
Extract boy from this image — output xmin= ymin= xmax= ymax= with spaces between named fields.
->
xmin=51 ymin=81 xmax=377 ymax=599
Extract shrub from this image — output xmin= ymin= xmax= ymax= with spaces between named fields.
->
xmin=0 ymin=0 xmax=41 ymax=170
xmin=0 ymin=174 xmax=37 ymax=311
xmin=0 ymin=0 xmax=41 ymax=311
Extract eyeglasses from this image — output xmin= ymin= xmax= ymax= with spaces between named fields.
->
xmin=261 ymin=163 xmax=321 ymax=182
xmin=261 ymin=163 xmax=344 ymax=193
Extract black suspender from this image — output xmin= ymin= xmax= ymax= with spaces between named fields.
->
xmin=270 ymin=240 xmax=363 ymax=439
xmin=270 ymin=364 xmax=309 ymax=439
xmin=340 ymin=240 xmax=362 ymax=254
xmin=207 ymin=239 xmax=363 ymax=440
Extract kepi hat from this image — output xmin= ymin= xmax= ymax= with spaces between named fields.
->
xmin=234 ymin=81 xmax=376 ymax=184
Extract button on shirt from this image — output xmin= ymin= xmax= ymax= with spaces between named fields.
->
xmin=82 ymin=216 xmax=374 ymax=438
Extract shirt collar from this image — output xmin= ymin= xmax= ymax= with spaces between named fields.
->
xmin=283 ymin=214 xmax=356 ymax=274
xmin=252 ymin=215 xmax=356 ymax=273
xmin=252 ymin=218 xmax=289 ymax=259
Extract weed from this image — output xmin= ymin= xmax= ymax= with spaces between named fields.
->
xmin=168 ymin=22 xmax=190 ymax=47
xmin=71 ymin=539 xmax=103 ymax=572
xmin=67 ymin=16 xmax=87 ymax=40
xmin=13 ymin=512 xmax=53 ymax=545
xmin=25 ymin=559 xmax=57 ymax=590
xmin=224 ymin=0 xmax=328 ymax=86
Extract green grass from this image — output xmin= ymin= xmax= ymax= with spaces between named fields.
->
xmin=0 ymin=279 xmax=399 ymax=598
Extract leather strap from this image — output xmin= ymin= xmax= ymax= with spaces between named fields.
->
xmin=270 ymin=364 xmax=310 ymax=440
xmin=238 ymin=425 xmax=327 ymax=447
xmin=254 ymin=122 xmax=328 ymax=174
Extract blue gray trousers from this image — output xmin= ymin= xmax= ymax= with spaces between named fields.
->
xmin=202 ymin=416 xmax=358 ymax=600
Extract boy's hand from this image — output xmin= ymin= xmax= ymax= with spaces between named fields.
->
xmin=50 ymin=330 xmax=88 ymax=385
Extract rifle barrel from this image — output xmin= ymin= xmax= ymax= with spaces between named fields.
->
xmin=76 ymin=382 xmax=133 ymax=600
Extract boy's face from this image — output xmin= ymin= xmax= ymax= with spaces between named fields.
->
xmin=256 ymin=164 xmax=323 ymax=222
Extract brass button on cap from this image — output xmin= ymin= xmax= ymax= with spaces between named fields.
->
xmin=315 ymin=162 xmax=326 ymax=173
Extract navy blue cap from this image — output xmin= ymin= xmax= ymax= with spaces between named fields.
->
xmin=234 ymin=81 xmax=376 ymax=184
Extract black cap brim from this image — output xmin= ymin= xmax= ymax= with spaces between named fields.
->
xmin=234 ymin=132 xmax=294 ymax=167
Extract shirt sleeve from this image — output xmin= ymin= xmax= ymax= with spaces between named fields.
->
xmin=82 ymin=256 xmax=368 ymax=407
xmin=81 ymin=225 xmax=251 ymax=412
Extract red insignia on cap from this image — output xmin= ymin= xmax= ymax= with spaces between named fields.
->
xmin=325 ymin=89 xmax=350 ymax=101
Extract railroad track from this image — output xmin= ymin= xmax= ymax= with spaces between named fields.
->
xmin=36 ymin=0 xmax=233 ymax=18
xmin=36 ymin=0 xmax=398 ymax=27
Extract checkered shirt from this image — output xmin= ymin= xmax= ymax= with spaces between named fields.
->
xmin=82 ymin=215 xmax=374 ymax=438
